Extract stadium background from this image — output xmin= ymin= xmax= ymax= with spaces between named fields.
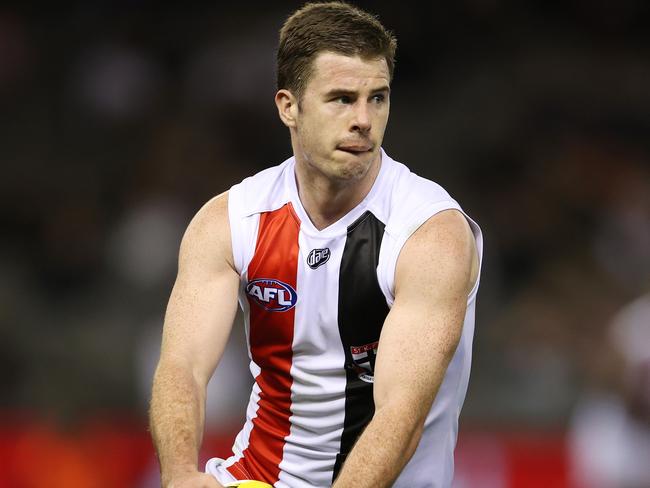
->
xmin=1 ymin=1 xmax=649 ymax=486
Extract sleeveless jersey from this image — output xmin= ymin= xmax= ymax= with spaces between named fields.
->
xmin=206 ymin=149 xmax=483 ymax=488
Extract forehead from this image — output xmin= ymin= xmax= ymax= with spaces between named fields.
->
xmin=306 ymin=51 xmax=390 ymax=92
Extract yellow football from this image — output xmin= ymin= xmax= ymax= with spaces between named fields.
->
xmin=225 ymin=481 xmax=273 ymax=488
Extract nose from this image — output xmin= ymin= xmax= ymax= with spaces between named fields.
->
xmin=351 ymin=101 xmax=371 ymax=133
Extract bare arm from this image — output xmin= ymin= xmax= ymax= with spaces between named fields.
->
xmin=149 ymin=192 xmax=240 ymax=488
xmin=333 ymin=209 xmax=479 ymax=488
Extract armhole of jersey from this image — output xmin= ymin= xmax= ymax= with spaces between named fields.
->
xmin=465 ymin=214 xmax=483 ymax=301
xmin=228 ymin=184 xmax=261 ymax=277
xmin=228 ymin=185 xmax=246 ymax=275
xmin=378 ymin=200 xmax=483 ymax=306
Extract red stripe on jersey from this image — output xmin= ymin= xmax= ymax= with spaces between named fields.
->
xmin=228 ymin=203 xmax=300 ymax=484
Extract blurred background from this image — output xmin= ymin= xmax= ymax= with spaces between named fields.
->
xmin=1 ymin=1 xmax=650 ymax=487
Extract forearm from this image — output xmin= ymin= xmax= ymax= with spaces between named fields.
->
xmin=333 ymin=401 xmax=423 ymax=488
xmin=150 ymin=361 xmax=207 ymax=486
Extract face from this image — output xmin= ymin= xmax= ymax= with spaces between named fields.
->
xmin=278 ymin=52 xmax=391 ymax=183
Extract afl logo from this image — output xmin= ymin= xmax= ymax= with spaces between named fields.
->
xmin=246 ymin=278 xmax=297 ymax=312
xmin=307 ymin=248 xmax=331 ymax=269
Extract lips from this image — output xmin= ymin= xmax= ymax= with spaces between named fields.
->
xmin=337 ymin=143 xmax=373 ymax=153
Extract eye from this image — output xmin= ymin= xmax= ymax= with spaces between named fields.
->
xmin=336 ymin=95 xmax=352 ymax=104
xmin=371 ymin=93 xmax=385 ymax=103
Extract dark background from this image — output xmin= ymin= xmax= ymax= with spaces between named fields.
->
xmin=2 ymin=1 xmax=649 ymax=486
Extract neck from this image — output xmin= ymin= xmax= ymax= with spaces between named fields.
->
xmin=294 ymin=152 xmax=382 ymax=231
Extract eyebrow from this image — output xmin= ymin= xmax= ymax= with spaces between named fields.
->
xmin=324 ymin=85 xmax=391 ymax=98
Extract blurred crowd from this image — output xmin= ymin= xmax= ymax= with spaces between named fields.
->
xmin=2 ymin=1 xmax=650 ymax=486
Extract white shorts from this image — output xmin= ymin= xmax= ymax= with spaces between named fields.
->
xmin=205 ymin=457 xmax=239 ymax=485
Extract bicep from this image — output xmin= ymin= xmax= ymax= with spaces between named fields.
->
xmin=373 ymin=210 xmax=477 ymax=414
xmin=158 ymin=193 xmax=241 ymax=387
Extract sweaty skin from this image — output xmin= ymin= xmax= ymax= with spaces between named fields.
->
xmin=150 ymin=193 xmax=236 ymax=488
xmin=275 ymin=52 xmax=390 ymax=230
xmin=150 ymin=52 xmax=479 ymax=488
xmin=278 ymin=52 xmax=479 ymax=488
xmin=332 ymin=209 xmax=478 ymax=488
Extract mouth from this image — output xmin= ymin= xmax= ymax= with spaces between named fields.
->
xmin=337 ymin=143 xmax=373 ymax=155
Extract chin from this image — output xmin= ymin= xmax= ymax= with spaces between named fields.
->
xmin=332 ymin=153 xmax=374 ymax=181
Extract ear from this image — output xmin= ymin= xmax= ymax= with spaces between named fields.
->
xmin=275 ymin=89 xmax=299 ymax=128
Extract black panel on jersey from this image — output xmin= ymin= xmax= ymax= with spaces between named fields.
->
xmin=333 ymin=211 xmax=391 ymax=480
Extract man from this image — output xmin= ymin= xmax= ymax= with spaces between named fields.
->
xmin=150 ymin=2 xmax=482 ymax=488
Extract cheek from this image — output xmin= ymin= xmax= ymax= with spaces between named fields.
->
xmin=307 ymin=114 xmax=337 ymax=142
xmin=297 ymin=116 xmax=330 ymax=153
xmin=374 ymin=110 xmax=390 ymax=134
xmin=373 ymin=104 xmax=389 ymax=121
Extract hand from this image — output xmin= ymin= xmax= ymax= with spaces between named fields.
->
xmin=166 ymin=471 xmax=224 ymax=488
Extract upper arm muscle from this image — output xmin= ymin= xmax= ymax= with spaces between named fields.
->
xmin=373 ymin=209 xmax=478 ymax=417
xmin=158 ymin=192 xmax=241 ymax=387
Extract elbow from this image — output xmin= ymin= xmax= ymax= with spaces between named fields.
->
xmin=151 ymin=359 xmax=204 ymax=405
xmin=154 ymin=356 xmax=206 ymax=389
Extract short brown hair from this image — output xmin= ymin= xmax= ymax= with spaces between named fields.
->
xmin=277 ymin=2 xmax=397 ymax=98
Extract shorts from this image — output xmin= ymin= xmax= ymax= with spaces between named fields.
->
xmin=205 ymin=457 xmax=239 ymax=485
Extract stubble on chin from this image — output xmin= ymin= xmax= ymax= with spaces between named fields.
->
xmin=330 ymin=150 xmax=377 ymax=182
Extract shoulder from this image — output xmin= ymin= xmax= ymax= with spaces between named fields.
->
xmin=395 ymin=209 xmax=478 ymax=299
xmin=180 ymin=191 xmax=235 ymax=272
xmin=378 ymin=156 xmax=460 ymax=234
xmin=186 ymin=156 xmax=293 ymax=273
xmin=229 ymin=157 xmax=294 ymax=218
xmin=374 ymin=153 xmax=482 ymax=303
xmin=385 ymin=157 xmax=455 ymax=205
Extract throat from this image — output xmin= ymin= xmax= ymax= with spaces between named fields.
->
xmin=302 ymin=188 xmax=362 ymax=230
xmin=295 ymin=163 xmax=381 ymax=231
xmin=293 ymin=150 xmax=383 ymax=230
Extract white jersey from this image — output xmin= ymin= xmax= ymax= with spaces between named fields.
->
xmin=206 ymin=149 xmax=483 ymax=488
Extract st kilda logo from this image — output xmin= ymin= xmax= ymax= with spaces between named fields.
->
xmin=246 ymin=278 xmax=297 ymax=312
xmin=307 ymin=248 xmax=331 ymax=269
xmin=350 ymin=341 xmax=379 ymax=383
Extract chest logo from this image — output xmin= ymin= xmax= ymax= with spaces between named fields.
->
xmin=246 ymin=278 xmax=297 ymax=312
xmin=350 ymin=341 xmax=379 ymax=383
xmin=307 ymin=248 xmax=331 ymax=269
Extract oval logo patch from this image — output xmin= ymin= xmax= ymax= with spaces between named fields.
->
xmin=307 ymin=248 xmax=331 ymax=269
xmin=246 ymin=278 xmax=298 ymax=312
